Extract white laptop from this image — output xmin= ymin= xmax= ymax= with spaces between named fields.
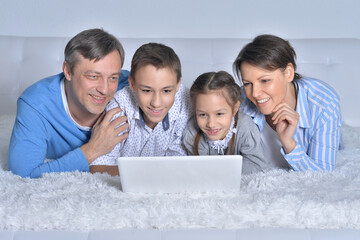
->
xmin=117 ymin=155 xmax=243 ymax=193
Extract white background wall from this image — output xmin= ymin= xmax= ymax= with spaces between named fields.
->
xmin=0 ymin=0 xmax=359 ymax=39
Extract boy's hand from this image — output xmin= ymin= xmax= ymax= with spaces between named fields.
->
xmin=81 ymin=107 xmax=129 ymax=164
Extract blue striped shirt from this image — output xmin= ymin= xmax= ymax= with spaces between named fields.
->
xmin=241 ymin=77 xmax=343 ymax=171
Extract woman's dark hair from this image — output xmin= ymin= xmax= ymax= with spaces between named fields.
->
xmin=190 ymin=71 xmax=241 ymax=155
xmin=233 ymin=34 xmax=301 ymax=82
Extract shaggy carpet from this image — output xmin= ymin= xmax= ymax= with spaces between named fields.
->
xmin=0 ymin=115 xmax=360 ymax=231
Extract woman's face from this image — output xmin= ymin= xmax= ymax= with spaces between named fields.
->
xmin=240 ymin=62 xmax=294 ymax=116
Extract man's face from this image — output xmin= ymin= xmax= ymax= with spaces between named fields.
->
xmin=129 ymin=65 xmax=180 ymax=129
xmin=63 ymin=50 xmax=122 ymax=124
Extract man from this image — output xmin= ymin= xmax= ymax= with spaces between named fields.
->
xmin=8 ymin=28 xmax=129 ymax=178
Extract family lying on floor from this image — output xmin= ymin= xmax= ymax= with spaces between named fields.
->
xmin=7 ymin=28 xmax=343 ymax=178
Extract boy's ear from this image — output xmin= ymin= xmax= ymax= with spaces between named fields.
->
xmin=129 ymin=75 xmax=135 ymax=90
xmin=176 ymin=78 xmax=181 ymax=92
xmin=63 ymin=62 xmax=72 ymax=81
xmin=233 ymin=101 xmax=241 ymax=116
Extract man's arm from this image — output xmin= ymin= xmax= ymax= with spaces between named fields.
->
xmin=8 ymin=100 xmax=128 ymax=178
xmin=8 ymin=99 xmax=89 ymax=178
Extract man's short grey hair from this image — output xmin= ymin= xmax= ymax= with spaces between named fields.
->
xmin=64 ymin=28 xmax=125 ymax=73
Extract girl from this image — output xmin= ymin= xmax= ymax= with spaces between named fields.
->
xmin=233 ymin=34 xmax=343 ymax=171
xmin=182 ymin=71 xmax=268 ymax=174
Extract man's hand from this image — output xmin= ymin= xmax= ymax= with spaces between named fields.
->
xmin=81 ymin=107 xmax=129 ymax=164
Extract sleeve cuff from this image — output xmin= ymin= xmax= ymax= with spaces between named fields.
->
xmin=281 ymin=144 xmax=306 ymax=171
xmin=74 ymin=147 xmax=90 ymax=172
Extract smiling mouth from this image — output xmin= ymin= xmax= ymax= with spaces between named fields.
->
xmin=148 ymin=107 xmax=163 ymax=116
xmin=206 ymin=128 xmax=220 ymax=135
xmin=257 ymin=98 xmax=270 ymax=104
xmin=90 ymin=94 xmax=106 ymax=104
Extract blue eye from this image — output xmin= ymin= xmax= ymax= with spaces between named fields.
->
xmin=87 ymin=75 xmax=98 ymax=80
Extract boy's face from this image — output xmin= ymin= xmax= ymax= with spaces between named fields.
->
xmin=129 ymin=65 xmax=180 ymax=129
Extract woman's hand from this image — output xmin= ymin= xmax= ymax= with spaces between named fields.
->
xmin=271 ymin=101 xmax=299 ymax=154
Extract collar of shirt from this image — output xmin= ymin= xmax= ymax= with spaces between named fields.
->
xmin=294 ymin=79 xmax=311 ymax=129
xmin=167 ymin=84 xmax=184 ymax=123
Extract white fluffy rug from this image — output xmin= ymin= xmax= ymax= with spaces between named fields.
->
xmin=1 ymin=115 xmax=360 ymax=231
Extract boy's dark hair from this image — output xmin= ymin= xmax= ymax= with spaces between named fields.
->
xmin=130 ymin=42 xmax=181 ymax=82
xmin=233 ymin=34 xmax=301 ymax=82
xmin=64 ymin=28 xmax=125 ymax=74
xmin=190 ymin=71 xmax=241 ymax=155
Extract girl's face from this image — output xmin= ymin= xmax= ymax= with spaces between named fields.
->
xmin=240 ymin=62 xmax=295 ymax=116
xmin=195 ymin=90 xmax=240 ymax=141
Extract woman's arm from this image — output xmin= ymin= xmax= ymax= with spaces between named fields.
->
xmin=284 ymin=108 xmax=342 ymax=171
xmin=272 ymin=102 xmax=342 ymax=171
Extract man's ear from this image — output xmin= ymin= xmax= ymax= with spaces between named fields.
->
xmin=129 ymin=75 xmax=135 ymax=90
xmin=285 ymin=63 xmax=295 ymax=82
xmin=233 ymin=100 xmax=241 ymax=116
xmin=63 ymin=62 xmax=72 ymax=81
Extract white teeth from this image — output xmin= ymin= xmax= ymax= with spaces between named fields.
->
xmin=91 ymin=95 xmax=104 ymax=100
xmin=257 ymin=98 xmax=270 ymax=104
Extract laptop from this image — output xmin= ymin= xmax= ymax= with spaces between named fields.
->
xmin=117 ymin=155 xmax=243 ymax=193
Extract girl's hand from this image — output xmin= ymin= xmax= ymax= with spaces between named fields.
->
xmin=271 ymin=101 xmax=299 ymax=154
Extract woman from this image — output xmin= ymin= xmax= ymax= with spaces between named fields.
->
xmin=233 ymin=34 xmax=343 ymax=171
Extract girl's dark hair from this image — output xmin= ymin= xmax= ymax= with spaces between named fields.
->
xmin=190 ymin=71 xmax=241 ymax=155
xmin=233 ymin=34 xmax=301 ymax=82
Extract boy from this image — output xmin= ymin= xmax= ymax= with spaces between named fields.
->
xmin=90 ymin=43 xmax=191 ymax=173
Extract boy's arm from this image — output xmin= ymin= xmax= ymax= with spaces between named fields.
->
xmin=89 ymin=165 xmax=119 ymax=176
xmin=166 ymin=114 xmax=195 ymax=156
